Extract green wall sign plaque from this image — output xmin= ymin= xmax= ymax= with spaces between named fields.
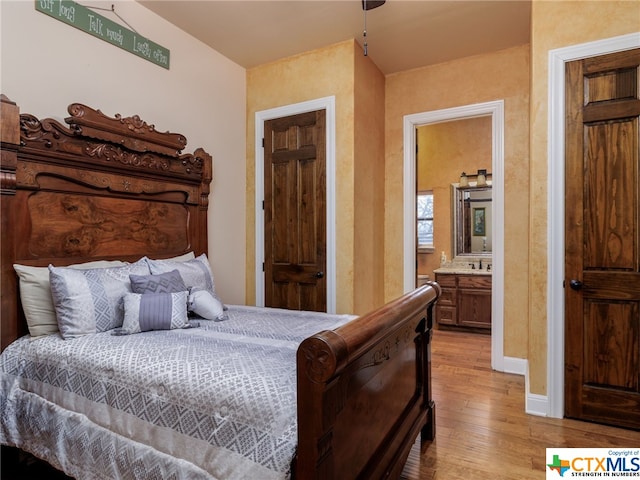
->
xmin=35 ymin=0 xmax=170 ymax=69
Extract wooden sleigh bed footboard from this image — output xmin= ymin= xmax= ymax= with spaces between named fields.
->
xmin=295 ymin=283 xmax=439 ymax=479
xmin=0 ymin=95 xmax=439 ymax=479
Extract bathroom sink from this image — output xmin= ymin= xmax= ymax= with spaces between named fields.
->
xmin=433 ymin=266 xmax=492 ymax=275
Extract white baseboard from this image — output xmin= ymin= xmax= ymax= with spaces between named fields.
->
xmin=503 ymin=356 xmax=527 ymax=376
xmin=521 ymin=358 xmax=554 ymax=417
xmin=502 ymin=356 xmax=551 ymax=417
xmin=526 ymin=392 xmax=549 ymax=417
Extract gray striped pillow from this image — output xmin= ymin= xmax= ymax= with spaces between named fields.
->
xmin=119 ymin=291 xmax=191 ymax=334
xmin=49 ymin=259 xmax=150 ymax=339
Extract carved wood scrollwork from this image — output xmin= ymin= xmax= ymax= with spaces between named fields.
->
xmin=20 ymin=114 xmax=68 ymax=148
xmin=114 ymin=113 xmax=157 ymax=136
xmin=300 ymin=337 xmax=338 ymax=383
xmin=16 ymin=163 xmax=36 ymax=187
xmin=85 ymin=143 xmax=170 ymax=171
xmin=372 ymin=341 xmax=391 ymax=365
xmin=66 ymin=103 xmax=187 ymax=156
xmin=19 ymin=113 xmax=208 ymax=180
xmin=193 ymin=147 xmax=212 ymax=210
xmin=359 ymin=323 xmax=417 ymax=370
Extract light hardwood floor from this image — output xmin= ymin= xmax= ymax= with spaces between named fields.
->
xmin=401 ymin=329 xmax=640 ymax=479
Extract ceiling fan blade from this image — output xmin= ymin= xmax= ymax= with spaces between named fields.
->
xmin=362 ymin=0 xmax=386 ymax=11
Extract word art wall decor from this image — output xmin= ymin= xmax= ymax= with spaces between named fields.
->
xmin=36 ymin=0 xmax=170 ymax=69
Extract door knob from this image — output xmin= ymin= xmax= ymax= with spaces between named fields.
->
xmin=315 ymin=271 xmax=325 ymax=279
xmin=569 ymin=279 xmax=583 ymax=291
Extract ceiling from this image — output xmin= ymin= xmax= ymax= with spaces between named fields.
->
xmin=138 ymin=0 xmax=531 ymax=75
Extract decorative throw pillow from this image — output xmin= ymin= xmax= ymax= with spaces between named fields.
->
xmin=130 ymin=269 xmax=187 ymax=294
xmin=14 ymin=260 xmax=127 ymax=338
xmin=188 ymin=288 xmax=226 ymax=321
xmin=117 ymin=291 xmax=193 ymax=334
xmin=146 ymin=253 xmax=222 ymax=304
xmin=49 ymin=259 xmax=150 ymax=339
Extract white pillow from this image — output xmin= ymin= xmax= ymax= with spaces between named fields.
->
xmin=14 ymin=260 xmax=126 ymax=337
xmin=188 ymin=288 xmax=225 ymax=320
xmin=148 ymin=252 xmax=195 ymax=262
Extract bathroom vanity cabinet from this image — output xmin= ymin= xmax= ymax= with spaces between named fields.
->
xmin=434 ymin=271 xmax=492 ymax=331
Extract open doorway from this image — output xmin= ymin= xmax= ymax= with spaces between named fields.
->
xmin=416 ymin=117 xmax=493 ymax=284
xmin=402 ymin=100 xmax=506 ymax=372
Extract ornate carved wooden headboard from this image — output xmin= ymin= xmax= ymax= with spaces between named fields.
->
xmin=0 ymin=95 xmax=212 ymax=349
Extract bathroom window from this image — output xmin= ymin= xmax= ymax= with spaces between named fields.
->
xmin=417 ymin=190 xmax=434 ymax=251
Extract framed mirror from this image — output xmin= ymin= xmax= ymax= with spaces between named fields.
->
xmin=452 ymin=184 xmax=492 ymax=257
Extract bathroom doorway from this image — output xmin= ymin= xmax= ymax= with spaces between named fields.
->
xmin=416 ymin=116 xmax=493 ymax=283
xmin=403 ymin=100 xmax=506 ymax=372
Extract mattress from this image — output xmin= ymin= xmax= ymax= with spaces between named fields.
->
xmin=0 ymin=305 xmax=354 ymax=480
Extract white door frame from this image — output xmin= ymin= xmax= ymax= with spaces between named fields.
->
xmin=546 ymin=32 xmax=640 ymax=418
xmin=403 ymin=100 xmax=506 ymax=372
xmin=255 ymin=96 xmax=337 ymax=313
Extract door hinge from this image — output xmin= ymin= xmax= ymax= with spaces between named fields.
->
xmin=262 ymin=262 xmax=265 ymax=272
xmin=262 ymin=200 xmax=265 ymax=210
xmin=262 ymin=138 xmax=265 ymax=148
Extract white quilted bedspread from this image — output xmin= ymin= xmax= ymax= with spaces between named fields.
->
xmin=0 ymin=305 xmax=354 ymax=480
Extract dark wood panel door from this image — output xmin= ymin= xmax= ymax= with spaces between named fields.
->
xmin=565 ymin=48 xmax=640 ymax=429
xmin=264 ymin=110 xmax=326 ymax=311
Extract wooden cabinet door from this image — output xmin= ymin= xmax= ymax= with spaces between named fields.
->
xmin=458 ymin=275 xmax=492 ymax=329
xmin=565 ymin=48 xmax=640 ymax=429
xmin=435 ymin=274 xmax=457 ymax=326
xmin=457 ymin=288 xmax=492 ymax=329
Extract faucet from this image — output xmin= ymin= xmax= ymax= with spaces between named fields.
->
xmin=479 ymin=259 xmax=483 ymax=270
xmin=468 ymin=263 xmax=475 ymax=270
xmin=487 ymin=263 xmax=492 ymax=271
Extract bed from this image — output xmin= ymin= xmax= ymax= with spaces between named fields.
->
xmin=0 ymin=94 xmax=440 ymax=479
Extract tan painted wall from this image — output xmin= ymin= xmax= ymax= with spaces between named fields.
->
xmin=354 ymin=46 xmax=387 ymax=314
xmin=385 ymin=45 xmax=531 ymax=360
xmin=528 ymin=0 xmax=639 ymax=395
xmin=246 ymin=40 xmax=385 ymax=315
xmin=417 ymin=117 xmax=492 ymax=279
xmin=245 ymin=0 xmax=637 ymax=398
